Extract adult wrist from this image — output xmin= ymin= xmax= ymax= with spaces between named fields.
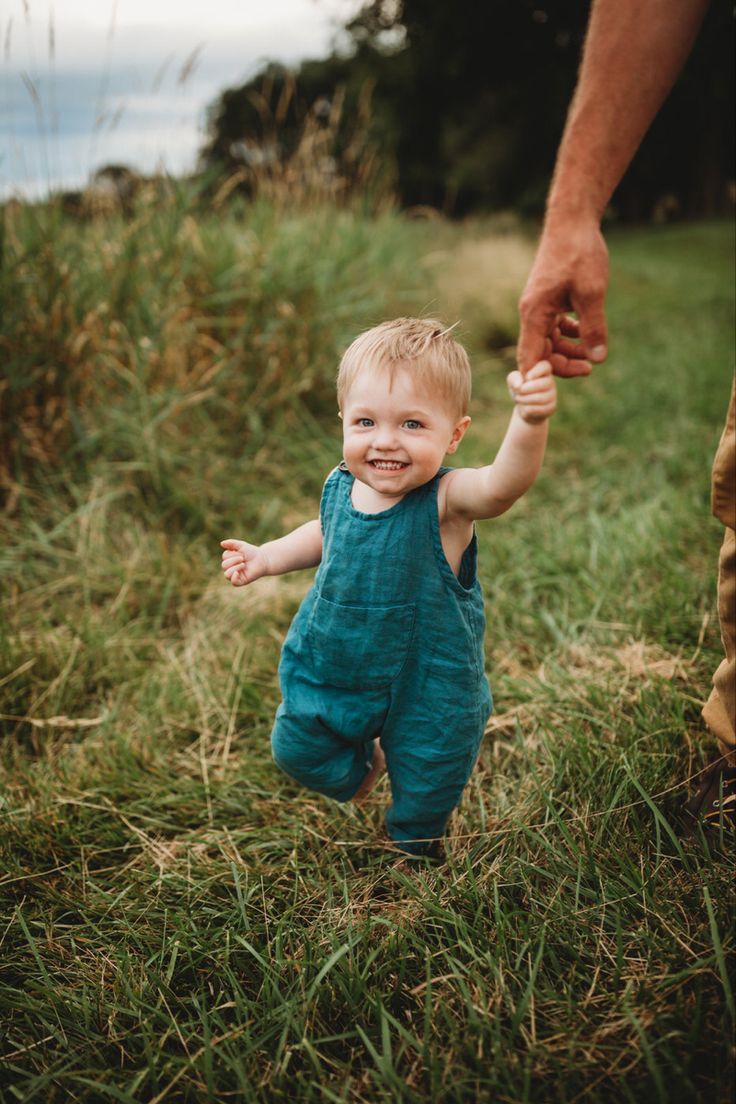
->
xmin=544 ymin=193 xmax=603 ymax=229
xmin=547 ymin=198 xmax=604 ymax=230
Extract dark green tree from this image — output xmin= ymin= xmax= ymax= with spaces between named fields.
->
xmin=201 ymin=0 xmax=734 ymax=219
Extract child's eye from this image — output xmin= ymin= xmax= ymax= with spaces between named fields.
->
xmin=403 ymin=419 xmax=423 ymax=430
xmin=357 ymin=418 xmax=374 ymax=427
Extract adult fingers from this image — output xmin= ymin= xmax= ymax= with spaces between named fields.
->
xmin=517 ymin=327 xmax=550 ymax=378
xmin=517 ymin=298 xmax=558 ymax=377
xmin=550 ymin=336 xmax=586 ymax=359
xmin=549 ymin=352 xmax=592 ymax=378
xmin=549 ymin=317 xmax=592 ymax=374
xmin=572 ymin=288 xmax=608 ymax=363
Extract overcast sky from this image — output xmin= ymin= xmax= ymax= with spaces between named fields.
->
xmin=1 ymin=0 xmax=362 ymax=197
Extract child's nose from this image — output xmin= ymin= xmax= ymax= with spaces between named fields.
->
xmin=372 ymin=425 xmax=399 ymax=449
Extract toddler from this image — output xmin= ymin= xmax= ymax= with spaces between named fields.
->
xmin=221 ymin=318 xmax=556 ymax=856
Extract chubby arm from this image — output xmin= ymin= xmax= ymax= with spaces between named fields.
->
xmin=518 ymin=0 xmax=709 ymax=376
xmin=221 ymin=519 xmax=322 ymax=587
xmin=443 ymin=361 xmax=556 ymax=522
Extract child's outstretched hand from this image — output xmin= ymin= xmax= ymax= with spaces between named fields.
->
xmin=507 ymin=359 xmax=557 ymax=424
xmin=220 ymin=539 xmax=270 ymax=587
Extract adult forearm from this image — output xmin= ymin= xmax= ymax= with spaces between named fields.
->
xmin=261 ymin=519 xmax=322 ymax=576
xmin=548 ymin=0 xmax=709 ymax=222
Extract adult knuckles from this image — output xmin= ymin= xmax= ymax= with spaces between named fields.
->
xmin=519 ymin=288 xmax=560 ymax=321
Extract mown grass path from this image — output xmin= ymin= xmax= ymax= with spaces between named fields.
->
xmin=1 ymin=205 xmax=733 ymax=1102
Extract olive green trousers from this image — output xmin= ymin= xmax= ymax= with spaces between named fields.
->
xmin=703 ymin=380 xmax=735 ymax=765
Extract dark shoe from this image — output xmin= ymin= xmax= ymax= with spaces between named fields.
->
xmin=681 ymin=756 xmax=736 ymax=840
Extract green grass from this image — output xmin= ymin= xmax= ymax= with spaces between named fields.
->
xmin=0 ymin=199 xmax=734 ymax=1102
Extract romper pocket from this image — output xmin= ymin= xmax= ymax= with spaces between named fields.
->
xmin=306 ymin=594 xmax=415 ymax=690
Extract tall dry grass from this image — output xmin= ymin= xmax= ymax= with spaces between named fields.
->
xmin=210 ymin=75 xmax=386 ymax=213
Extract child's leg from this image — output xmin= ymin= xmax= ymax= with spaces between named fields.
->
xmin=381 ymin=696 xmax=490 ymax=855
xmin=270 ymin=680 xmax=389 ymax=803
xmin=353 ymin=739 xmax=386 ymax=804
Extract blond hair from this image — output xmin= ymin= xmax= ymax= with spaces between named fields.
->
xmin=337 ymin=318 xmax=471 ymax=419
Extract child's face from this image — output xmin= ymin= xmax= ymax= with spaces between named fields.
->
xmin=340 ymin=364 xmax=470 ymax=498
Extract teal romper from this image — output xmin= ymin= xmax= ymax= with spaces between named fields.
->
xmin=270 ymin=463 xmax=493 ymax=855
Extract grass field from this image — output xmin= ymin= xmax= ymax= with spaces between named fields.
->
xmin=0 ymin=197 xmax=734 ymax=1102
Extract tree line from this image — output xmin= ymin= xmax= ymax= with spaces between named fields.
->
xmin=201 ymin=0 xmax=734 ymax=220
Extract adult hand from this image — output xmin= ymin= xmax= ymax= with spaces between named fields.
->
xmin=518 ymin=216 xmax=610 ymax=378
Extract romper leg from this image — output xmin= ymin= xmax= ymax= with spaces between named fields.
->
xmin=271 ymin=705 xmax=373 ymax=802
xmin=270 ymin=676 xmax=390 ymax=803
xmin=382 ymin=693 xmax=491 ymax=855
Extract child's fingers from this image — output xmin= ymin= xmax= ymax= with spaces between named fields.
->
xmin=519 ymin=405 xmax=556 ymax=424
xmin=516 ymin=389 xmax=555 ymax=408
xmin=518 ymin=389 xmax=556 ymax=407
xmin=506 ymin=370 xmax=523 ymax=398
xmin=520 ymin=399 xmax=556 ymax=413
xmin=223 ymin=559 xmax=246 ymax=574
xmin=222 ymin=552 xmax=244 ymax=567
xmin=517 ymin=376 xmax=554 ymax=396
xmin=221 ymin=539 xmax=250 ymax=552
xmin=509 ymin=366 xmax=555 ymax=410
xmin=524 ymin=359 xmax=552 ymax=381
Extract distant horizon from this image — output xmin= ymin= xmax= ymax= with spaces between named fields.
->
xmin=2 ymin=63 xmax=252 ymax=200
xmin=0 ymin=0 xmax=360 ymax=199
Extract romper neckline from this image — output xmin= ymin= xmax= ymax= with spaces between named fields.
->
xmin=338 ymin=463 xmax=414 ymax=521
xmin=332 ymin=463 xmax=477 ymax=595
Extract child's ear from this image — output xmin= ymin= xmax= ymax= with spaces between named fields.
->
xmin=338 ymin=410 xmax=343 ymax=420
xmin=446 ymin=415 xmax=471 ymax=454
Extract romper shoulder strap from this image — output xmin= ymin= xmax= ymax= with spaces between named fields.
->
xmin=425 ymin=465 xmax=454 ymax=498
xmin=401 ymin=465 xmax=453 ymax=514
xmin=319 ymin=465 xmax=346 ymax=533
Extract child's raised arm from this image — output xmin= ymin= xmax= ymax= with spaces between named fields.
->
xmin=221 ymin=519 xmax=322 ymax=587
xmin=442 ymin=360 xmax=557 ymax=522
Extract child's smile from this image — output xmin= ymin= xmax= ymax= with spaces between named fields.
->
xmin=368 ymin=459 xmax=409 ymax=471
